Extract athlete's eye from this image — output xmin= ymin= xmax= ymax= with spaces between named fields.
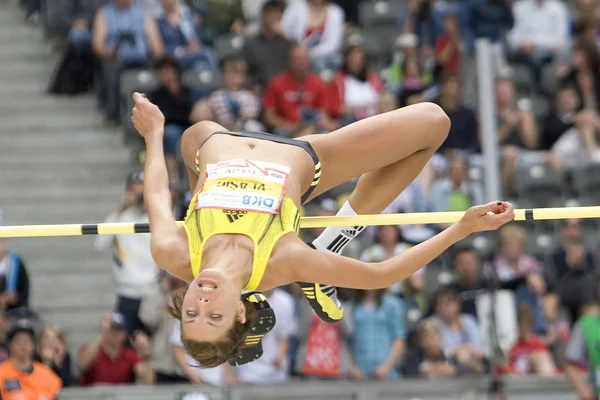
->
xmin=185 ymin=310 xmax=196 ymax=317
xmin=211 ymin=314 xmax=222 ymax=320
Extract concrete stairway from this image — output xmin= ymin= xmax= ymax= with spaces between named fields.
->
xmin=0 ymin=2 xmax=135 ymax=355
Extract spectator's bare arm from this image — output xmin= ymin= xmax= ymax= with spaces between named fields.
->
xmin=565 ymin=362 xmax=595 ymax=400
xmin=519 ymin=110 xmax=538 ymax=149
xmin=91 ymin=11 xmax=113 ymax=59
xmin=76 ymin=335 xmax=103 ymax=371
xmin=263 ymin=108 xmax=297 ymax=132
xmin=134 ymin=361 xmax=155 ymax=384
xmin=171 ymin=345 xmax=203 ymax=383
xmin=144 ymin=12 xmax=164 ymax=58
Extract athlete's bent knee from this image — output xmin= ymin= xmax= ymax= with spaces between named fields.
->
xmin=417 ymin=102 xmax=450 ymax=146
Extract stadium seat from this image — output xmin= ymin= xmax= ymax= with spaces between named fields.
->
xmin=119 ymin=69 xmax=159 ymax=140
xmin=214 ymin=34 xmax=245 ymax=60
xmin=540 ymin=64 xmax=558 ymax=96
xmin=571 ymin=164 xmax=600 ymax=201
xmin=510 ymin=64 xmax=532 ymax=92
xmin=513 ymin=164 xmax=564 ymax=207
xmin=531 ymin=94 xmax=550 ymax=119
xmin=528 ymin=231 xmax=559 ymax=260
xmin=359 ymin=0 xmax=408 ymax=27
xmin=181 ymin=68 xmax=224 ymax=93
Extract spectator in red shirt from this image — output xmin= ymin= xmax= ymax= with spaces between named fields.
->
xmin=263 ymin=44 xmax=339 ymax=138
xmin=435 ymin=12 xmax=462 ymax=74
xmin=503 ymin=303 xmax=556 ymax=376
xmin=77 ymin=313 xmax=154 ymax=386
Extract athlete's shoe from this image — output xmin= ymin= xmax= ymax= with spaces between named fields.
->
xmin=297 ymin=243 xmax=344 ymax=323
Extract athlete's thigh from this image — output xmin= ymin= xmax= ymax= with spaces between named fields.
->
xmin=302 ymin=103 xmax=447 ymax=198
xmin=180 ymin=120 xmax=226 ymax=190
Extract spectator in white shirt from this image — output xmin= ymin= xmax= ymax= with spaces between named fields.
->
xmin=230 ymin=288 xmax=297 ymax=385
xmin=507 ymin=0 xmax=569 ymax=87
xmin=94 ymin=172 xmax=160 ymax=335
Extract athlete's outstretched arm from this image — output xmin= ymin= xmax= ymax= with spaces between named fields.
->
xmin=291 ymin=202 xmax=514 ymax=290
xmin=131 ymin=93 xmax=190 ymax=275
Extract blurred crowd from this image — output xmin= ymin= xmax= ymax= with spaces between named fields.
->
xmin=3 ymin=0 xmax=600 ymax=398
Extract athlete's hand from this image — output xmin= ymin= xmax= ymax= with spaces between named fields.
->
xmin=457 ymin=201 xmax=515 ymax=235
xmin=131 ymin=92 xmax=165 ymax=140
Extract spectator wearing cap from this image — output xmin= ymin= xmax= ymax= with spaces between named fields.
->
xmin=77 ymin=313 xmax=154 ymax=385
xmin=155 ymin=0 xmax=218 ymax=71
xmin=263 ymin=44 xmax=338 ymax=138
xmin=243 ymin=0 xmax=294 ymax=91
xmin=94 ymin=172 xmax=160 ymax=336
xmin=0 ymin=225 xmax=30 ymax=313
xmin=0 ymin=321 xmax=61 ymax=399
xmin=281 ymin=0 xmax=345 ymax=71
xmin=92 ymin=0 xmax=164 ymax=123
xmin=327 ymin=42 xmax=385 ymax=126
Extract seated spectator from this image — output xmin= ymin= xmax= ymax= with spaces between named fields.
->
xmin=263 ymin=44 xmax=338 ymax=137
xmin=559 ymin=39 xmax=600 ymax=112
xmin=36 ymin=325 xmax=73 ymax=387
xmin=281 ymin=0 xmax=345 ymax=71
xmin=507 ymin=0 xmax=569 ymax=86
xmin=94 ymin=172 xmax=161 ymax=334
xmin=294 ymin=294 xmax=358 ymax=379
xmin=433 ymin=73 xmax=479 ymax=172
xmin=171 ymin=319 xmax=226 ymax=385
xmin=234 ymin=288 xmax=297 ymax=384
xmin=242 ymin=0 xmax=296 ymax=36
xmin=435 ymin=12 xmax=463 ymax=74
xmin=399 ymin=56 xmax=428 ymax=104
xmin=552 ymin=219 xmax=596 ymax=281
xmin=429 ymin=154 xmax=484 ymax=215
xmin=541 ymin=294 xmax=570 ymax=369
xmin=446 ymin=246 xmax=486 ymax=319
xmin=77 ymin=313 xmax=154 ymax=385
xmin=92 ymin=0 xmax=164 ymax=123
xmin=402 ymin=318 xmax=460 ymax=378
xmin=540 ymin=86 xmax=593 ymax=171
xmin=387 ymin=33 xmax=435 ymax=97
xmin=148 ymin=58 xmax=210 ymax=184
xmin=564 ymin=301 xmax=600 ymax=400
xmin=243 ymin=0 xmax=293 ymax=91
xmin=502 ymin=303 xmax=556 ymax=376
xmin=0 ymin=238 xmax=29 ymax=312
xmin=485 ymin=225 xmax=547 ymax=333
xmin=351 ymin=289 xmax=405 ymax=379
xmin=202 ymin=0 xmax=245 ymax=43
xmin=156 ymin=0 xmax=217 ymax=70
xmin=0 ymin=321 xmax=61 ymax=399
xmin=464 ymin=0 xmax=514 ymax=69
xmin=432 ymin=289 xmax=486 ymax=373
xmin=208 ymin=56 xmax=262 ymax=132
xmin=61 ymin=0 xmax=111 ymax=47
xmin=328 ymin=42 xmax=384 ymax=125
xmin=400 ymin=0 xmax=458 ymax=55
xmin=494 ymin=76 xmax=539 ymax=190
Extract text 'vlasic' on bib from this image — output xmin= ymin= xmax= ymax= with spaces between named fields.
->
xmin=196 ymin=159 xmax=290 ymax=214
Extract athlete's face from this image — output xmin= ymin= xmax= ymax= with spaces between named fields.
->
xmin=182 ymin=271 xmax=246 ymax=342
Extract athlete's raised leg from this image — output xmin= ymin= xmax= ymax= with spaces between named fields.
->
xmin=305 ymin=102 xmax=450 ymax=212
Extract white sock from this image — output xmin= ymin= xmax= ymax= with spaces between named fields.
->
xmin=312 ymin=201 xmax=366 ymax=255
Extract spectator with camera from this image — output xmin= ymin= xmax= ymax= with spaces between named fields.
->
xmin=92 ymin=0 xmax=164 ymax=124
xmin=36 ymin=325 xmax=73 ymax=387
xmin=94 ymin=172 xmax=160 ymax=336
xmin=78 ymin=312 xmax=154 ymax=385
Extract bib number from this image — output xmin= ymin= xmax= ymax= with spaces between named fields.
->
xmin=196 ymin=159 xmax=290 ymax=214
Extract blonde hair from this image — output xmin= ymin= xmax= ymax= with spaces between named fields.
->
xmin=499 ymin=225 xmax=527 ymax=246
xmin=417 ymin=317 xmax=441 ymax=337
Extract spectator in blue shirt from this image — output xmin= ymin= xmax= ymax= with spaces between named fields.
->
xmin=156 ymin=0 xmax=218 ymax=71
xmin=351 ymin=289 xmax=406 ymax=379
xmin=432 ymin=288 xmax=486 ymax=374
xmin=463 ymin=0 xmax=513 ymax=55
xmin=0 ymin=239 xmax=30 ymax=313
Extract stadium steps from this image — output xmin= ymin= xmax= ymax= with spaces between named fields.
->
xmin=0 ymin=1 xmax=135 ymax=357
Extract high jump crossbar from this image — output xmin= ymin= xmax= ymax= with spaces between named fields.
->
xmin=1 ymin=206 xmax=599 ymax=238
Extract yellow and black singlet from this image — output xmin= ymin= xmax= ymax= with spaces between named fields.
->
xmin=183 ymin=131 xmax=322 ymax=291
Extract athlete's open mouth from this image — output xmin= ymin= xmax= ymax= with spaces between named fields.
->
xmin=198 ymin=278 xmax=218 ymax=292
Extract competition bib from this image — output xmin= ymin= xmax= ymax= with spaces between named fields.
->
xmin=196 ymin=159 xmax=290 ymax=214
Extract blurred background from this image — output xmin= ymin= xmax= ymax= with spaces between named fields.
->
xmin=1 ymin=0 xmax=600 ymax=398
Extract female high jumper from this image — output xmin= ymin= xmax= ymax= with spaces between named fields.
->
xmin=130 ymin=91 xmax=514 ymax=368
